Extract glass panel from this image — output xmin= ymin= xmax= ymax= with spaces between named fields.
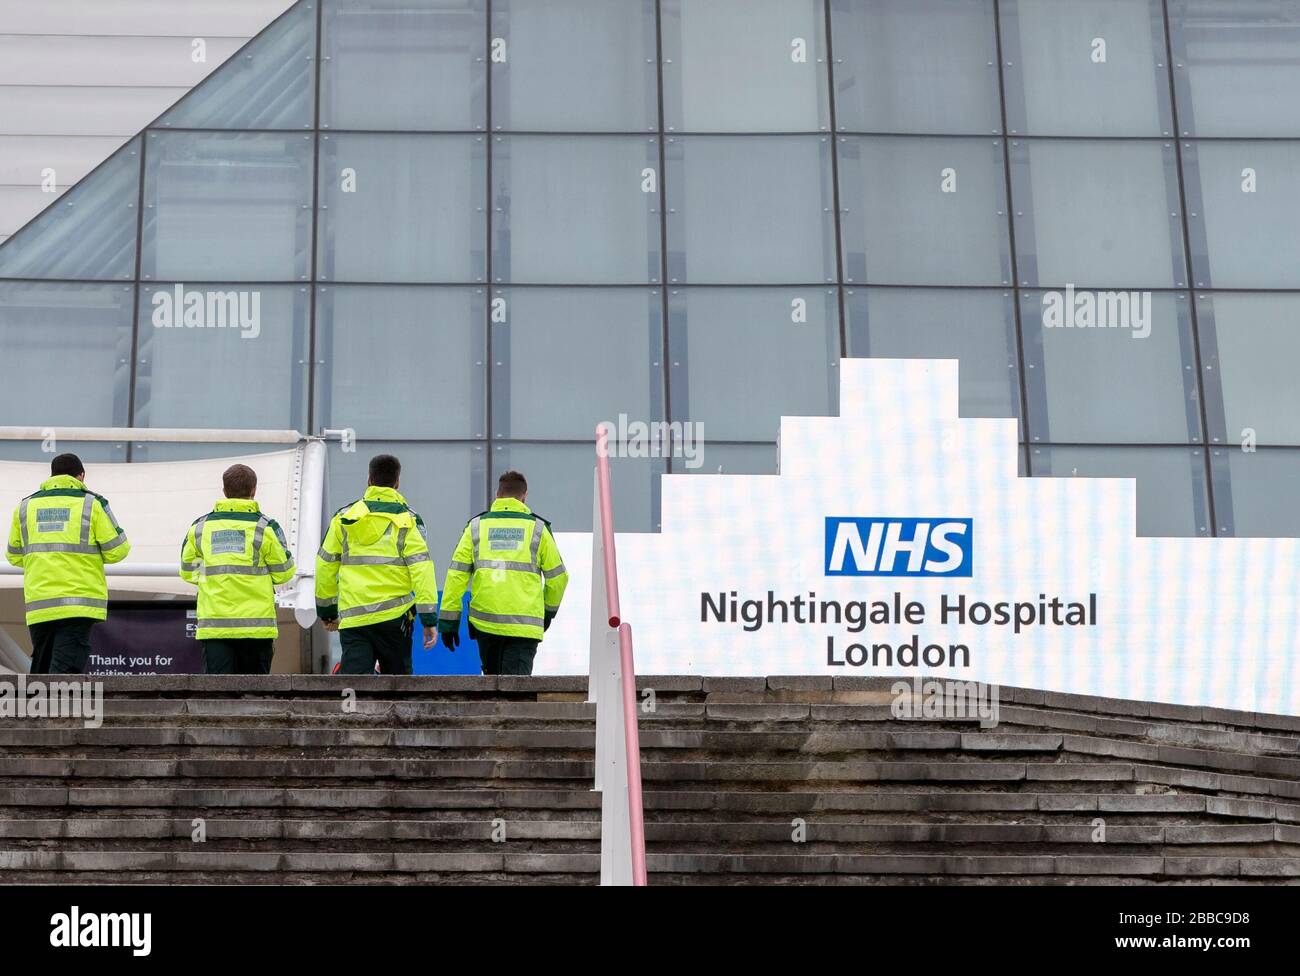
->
xmin=665 ymin=135 xmax=836 ymax=284
xmin=317 ymin=133 xmax=485 ymax=283
xmin=320 ymin=0 xmax=486 ymax=131
xmin=0 ymin=440 xmax=126 ymax=464
xmin=491 ymin=0 xmax=657 ymax=132
xmin=1198 ymin=292 xmax=1300 ymax=447
xmin=141 ymin=132 xmax=314 ymax=283
xmin=157 ymin=1 xmax=316 ymax=130
xmin=831 ymin=0 xmax=1001 ymax=135
xmin=1011 ymin=139 xmax=1186 ymax=288
xmin=1000 ymin=0 xmax=1171 ymax=136
xmin=134 ymin=283 xmax=310 ymax=430
xmin=1170 ymin=0 xmax=1300 ymax=137
xmin=1184 ymin=141 xmax=1300 ymax=288
xmin=0 ymin=138 xmax=140 ymax=281
xmin=1210 ymin=448 xmax=1300 ymax=537
xmin=661 ymin=0 xmax=829 ymax=133
xmin=315 ymin=285 xmax=485 ymax=439
xmin=492 ymin=442 xmax=662 ymax=531
xmin=844 ymin=287 xmax=1021 ymax=423
xmin=1022 ymin=289 xmax=1199 ymax=444
xmin=679 ymin=442 xmax=778 ymax=475
xmin=668 ymin=287 xmax=839 ymax=441
xmin=838 ymin=135 xmax=1011 ymax=286
xmin=491 ymin=288 xmax=663 ymax=439
xmin=1030 ymin=445 xmax=1210 ymax=537
xmin=491 ymin=135 xmax=660 ymax=284
xmin=327 ymin=441 xmax=488 ymax=568
xmin=0 ymin=281 xmax=132 ymax=427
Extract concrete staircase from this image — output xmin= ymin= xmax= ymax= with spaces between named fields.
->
xmin=1 ymin=676 xmax=1298 ymax=884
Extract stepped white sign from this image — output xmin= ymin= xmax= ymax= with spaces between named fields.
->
xmin=549 ymin=359 xmax=1300 ymax=716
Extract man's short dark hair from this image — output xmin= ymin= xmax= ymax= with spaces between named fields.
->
xmin=369 ymin=454 xmax=401 ymax=488
xmin=222 ymin=464 xmax=257 ymax=499
xmin=497 ymin=470 xmax=527 ymax=499
xmin=50 ymin=453 xmax=84 ymax=479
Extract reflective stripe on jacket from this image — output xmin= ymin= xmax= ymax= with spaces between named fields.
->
xmin=6 ymin=474 xmax=131 ymax=625
xmin=179 ymin=498 xmax=295 ymax=640
xmin=314 ymin=486 xmax=438 ymax=630
xmin=439 ymin=497 xmax=568 ymax=641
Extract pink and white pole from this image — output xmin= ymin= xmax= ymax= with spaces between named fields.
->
xmin=590 ymin=423 xmax=648 ymax=886
xmin=618 ymin=622 xmax=648 ymax=887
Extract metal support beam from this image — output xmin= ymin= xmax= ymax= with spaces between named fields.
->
xmin=0 ymin=427 xmax=304 ymax=444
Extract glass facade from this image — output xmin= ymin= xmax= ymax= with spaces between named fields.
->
xmin=1 ymin=0 xmax=1298 ymax=542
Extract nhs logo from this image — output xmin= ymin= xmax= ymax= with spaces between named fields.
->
xmin=825 ymin=517 xmax=973 ymax=577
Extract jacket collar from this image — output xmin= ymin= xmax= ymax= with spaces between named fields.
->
xmin=490 ymin=497 xmax=531 ymax=515
xmin=363 ymin=486 xmax=407 ymax=507
xmin=40 ymin=474 xmax=87 ymax=492
xmin=214 ymin=498 xmax=260 ymax=514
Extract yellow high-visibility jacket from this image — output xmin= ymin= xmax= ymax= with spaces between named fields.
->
xmin=315 ymin=486 xmax=438 ymax=630
xmin=439 ymin=497 xmax=568 ymax=641
xmin=179 ymin=498 xmax=295 ymax=640
xmin=6 ymin=474 xmax=131 ymax=625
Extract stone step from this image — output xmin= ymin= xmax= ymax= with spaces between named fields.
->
xmin=9 ymin=756 xmax=1264 ymax=788
xmin=643 ymin=853 xmax=1300 ymax=879
xmin=3 ymin=676 xmax=1294 ymax=885
xmin=0 ymin=726 xmax=1002 ymax=752
xmin=4 ymin=786 xmax=1297 ymax=823
xmin=16 ymin=673 xmax=1299 ymax=727
xmin=1 ymin=848 xmax=1294 ymax=880
xmin=1 ymin=786 xmax=603 ymax=811
xmin=0 ymin=849 xmax=601 ymax=875
xmin=10 ymin=710 xmax=1297 ymax=762
xmin=5 ymin=728 xmax=1297 ymax=786
xmin=0 ymin=818 xmax=600 ymax=842
xmin=0 ymin=818 xmax=1290 ymax=846
xmin=0 ymin=757 xmax=596 ymax=780
xmin=0 ymin=871 xmax=598 ymax=886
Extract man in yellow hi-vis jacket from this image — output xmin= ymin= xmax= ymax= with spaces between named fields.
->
xmin=179 ymin=464 xmax=295 ymax=675
xmin=6 ymin=453 xmax=130 ymax=674
xmin=438 ymin=470 xmax=568 ymax=676
xmin=316 ymin=454 xmax=438 ymax=675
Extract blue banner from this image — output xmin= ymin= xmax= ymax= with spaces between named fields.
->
xmin=410 ymin=591 xmax=480 ymax=675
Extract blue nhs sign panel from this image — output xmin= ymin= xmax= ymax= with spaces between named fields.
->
xmin=825 ymin=517 xmax=973 ymax=577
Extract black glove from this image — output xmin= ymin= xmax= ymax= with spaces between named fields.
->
xmin=440 ymin=628 xmax=460 ymax=651
xmin=544 ymin=611 xmax=555 ymax=632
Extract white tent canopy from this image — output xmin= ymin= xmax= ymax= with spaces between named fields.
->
xmin=0 ymin=428 xmax=326 ymax=630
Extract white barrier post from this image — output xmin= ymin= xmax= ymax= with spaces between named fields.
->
xmin=589 ymin=427 xmax=646 ymax=886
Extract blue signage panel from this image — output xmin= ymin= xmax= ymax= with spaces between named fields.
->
xmin=825 ymin=517 xmax=973 ymax=577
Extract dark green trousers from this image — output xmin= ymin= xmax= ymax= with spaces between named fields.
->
xmin=473 ymin=628 xmax=538 ymax=676
xmin=202 ymin=638 xmax=274 ymax=675
xmin=28 ymin=618 xmax=95 ymax=675
xmin=339 ymin=614 xmax=412 ymax=675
